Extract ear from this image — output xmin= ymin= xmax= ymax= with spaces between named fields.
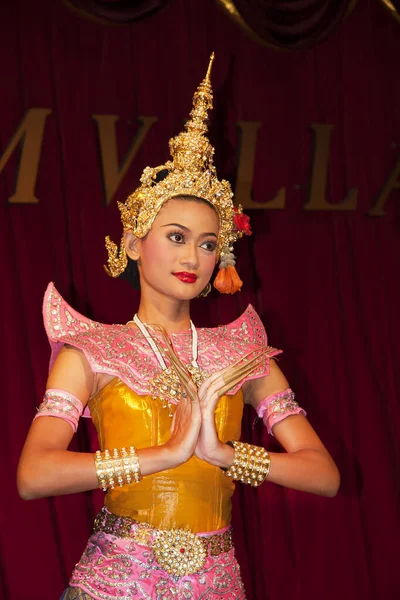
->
xmin=124 ymin=231 xmax=141 ymax=261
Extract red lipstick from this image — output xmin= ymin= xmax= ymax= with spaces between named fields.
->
xmin=173 ymin=272 xmax=198 ymax=283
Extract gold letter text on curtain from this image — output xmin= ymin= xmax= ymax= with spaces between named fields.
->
xmin=93 ymin=115 xmax=158 ymax=205
xmin=236 ymin=121 xmax=286 ymax=209
xmin=1 ymin=108 xmax=52 ymax=204
xmin=304 ymin=124 xmax=358 ymax=211
xmin=368 ymin=155 xmax=400 ymax=216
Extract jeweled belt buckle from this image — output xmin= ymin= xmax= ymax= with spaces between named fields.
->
xmin=152 ymin=528 xmax=207 ymax=577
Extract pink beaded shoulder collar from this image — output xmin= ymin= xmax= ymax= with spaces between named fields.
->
xmin=43 ymin=282 xmax=281 ymax=398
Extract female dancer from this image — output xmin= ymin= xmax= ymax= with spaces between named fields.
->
xmin=17 ymin=55 xmax=340 ymax=599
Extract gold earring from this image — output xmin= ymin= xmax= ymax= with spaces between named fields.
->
xmin=197 ymin=283 xmax=211 ymax=298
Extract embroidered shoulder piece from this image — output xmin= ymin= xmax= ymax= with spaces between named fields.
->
xmin=43 ymin=283 xmax=281 ymax=402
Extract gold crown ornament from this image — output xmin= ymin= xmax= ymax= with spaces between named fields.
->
xmin=105 ymin=53 xmax=251 ymax=294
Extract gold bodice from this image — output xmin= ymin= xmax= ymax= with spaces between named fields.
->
xmin=89 ymin=378 xmax=244 ymax=533
xmin=44 ymin=283 xmax=281 ymax=532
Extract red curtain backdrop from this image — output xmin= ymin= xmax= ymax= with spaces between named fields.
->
xmin=1 ymin=0 xmax=399 ymax=599
xmin=217 ymin=0 xmax=358 ymax=48
xmin=63 ymin=0 xmax=170 ymax=24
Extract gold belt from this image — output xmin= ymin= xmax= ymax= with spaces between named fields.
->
xmin=93 ymin=507 xmax=233 ymax=577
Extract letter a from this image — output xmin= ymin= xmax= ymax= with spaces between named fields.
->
xmin=368 ymin=156 xmax=400 ymax=216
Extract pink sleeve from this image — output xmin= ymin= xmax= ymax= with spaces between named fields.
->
xmin=256 ymin=388 xmax=306 ymax=435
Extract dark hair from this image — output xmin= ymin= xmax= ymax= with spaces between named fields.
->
xmin=119 ymin=254 xmax=141 ymax=290
xmin=119 ymin=193 xmax=216 ymax=290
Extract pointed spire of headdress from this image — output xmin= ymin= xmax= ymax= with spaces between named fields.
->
xmin=185 ymin=52 xmax=215 ymax=135
xmin=169 ymin=53 xmax=216 ymax=171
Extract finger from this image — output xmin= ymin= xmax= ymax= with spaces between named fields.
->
xmin=150 ymin=327 xmax=191 ymax=385
xmin=218 ymin=366 xmax=258 ymax=397
xmin=153 ymin=326 xmax=268 ymax=404
xmin=225 ymin=349 xmax=270 ymax=378
xmin=200 ymin=351 xmax=268 ymax=403
xmin=151 ymin=332 xmax=198 ymax=402
xmin=198 ymin=375 xmax=225 ymax=407
xmin=170 ymin=410 xmax=177 ymax=434
xmin=192 ymin=409 xmax=203 ymax=427
xmin=200 ymin=354 xmax=268 ymax=411
xmin=216 ymin=348 xmax=269 ymax=381
xmin=198 ymin=356 xmax=265 ymax=409
xmin=197 ymin=362 xmax=237 ymax=396
xmin=155 ymin=325 xmax=269 ymax=401
xmin=222 ymin=350 xmax=269 ymax=385
xmin=178 ymin=374 xmax=198 ymax=403
xmin=197 ymin=348 xmax=269 ymax=397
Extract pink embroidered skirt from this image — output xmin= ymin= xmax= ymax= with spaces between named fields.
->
xmin=60 ymin=509 xmax=246 ymax=599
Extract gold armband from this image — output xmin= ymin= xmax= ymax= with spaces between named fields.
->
xmin=224 ymin=441 xmax=270 ymax=487
xmin=94 ymin=447 xmax=142 ymax=491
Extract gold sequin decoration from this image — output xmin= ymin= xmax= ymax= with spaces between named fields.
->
xmin=149 ymin=366 xmax=208 ymax=416
xmin=105 ymin=54 xmax=241 ymax=278
xmin=225 ymin=441 xmax=271 ymax=486
xmin=152 ymin=529 xmax=207 ymax=577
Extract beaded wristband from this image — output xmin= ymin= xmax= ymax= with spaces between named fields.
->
xmin=94 ymin=447 xmax=142 ymax=491
xmin=224 ymin=441 xmax=271 ymax=487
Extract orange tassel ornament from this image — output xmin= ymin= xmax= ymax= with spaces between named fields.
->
xmin=214 ymin=265 xmax=243 ymax=294
xmin=213 ymin=246 xmax=243 ymax=294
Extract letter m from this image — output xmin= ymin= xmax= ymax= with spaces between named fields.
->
xmin=0 ymin=108 xmax=51 ymax=203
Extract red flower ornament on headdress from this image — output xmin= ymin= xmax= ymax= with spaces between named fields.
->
xmin=233 ymin=205 xmax=252 ymax=236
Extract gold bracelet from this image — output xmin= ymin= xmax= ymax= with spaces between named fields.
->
xmin=94 ymin=446 xmax=142 ymax=491
xmin=224 ymin=441 xmax=270 ymax=487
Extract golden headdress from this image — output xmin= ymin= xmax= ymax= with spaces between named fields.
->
xmin=105 ymin=53 xmax=250 ymax=294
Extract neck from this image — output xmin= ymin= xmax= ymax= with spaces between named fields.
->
xmin=135 ymin=289 xmax=191 ymax=334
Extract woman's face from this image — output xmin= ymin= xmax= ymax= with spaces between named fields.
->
xmin=128 ymin=198 xmax=219 ymax=301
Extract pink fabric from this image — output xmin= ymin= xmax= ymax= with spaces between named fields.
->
xmin=69 ymin=520 xmax=246 ymax=599
xmin=43 ymin=283 xmax=282 ymax=410
xmin=33 ymin=388 xmax=84 ymax=433
xmin=256 ymin=388 xmax=306 ymax=435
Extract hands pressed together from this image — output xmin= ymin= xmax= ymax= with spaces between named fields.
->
xmin=166 ymin=370 xmax=227 ymax=469
xmin=162 ymin=343 xmax=269 ymax=471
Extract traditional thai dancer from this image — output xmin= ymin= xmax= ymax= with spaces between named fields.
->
xmin=18 ymin=54 xmax=340 ymax=599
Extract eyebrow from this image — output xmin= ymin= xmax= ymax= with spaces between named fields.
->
xmin=161 ymin=223 xmax=218 ymax=238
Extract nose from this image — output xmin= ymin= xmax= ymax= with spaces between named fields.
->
xmin=179 ymin=242 xmax=199 ymax=270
